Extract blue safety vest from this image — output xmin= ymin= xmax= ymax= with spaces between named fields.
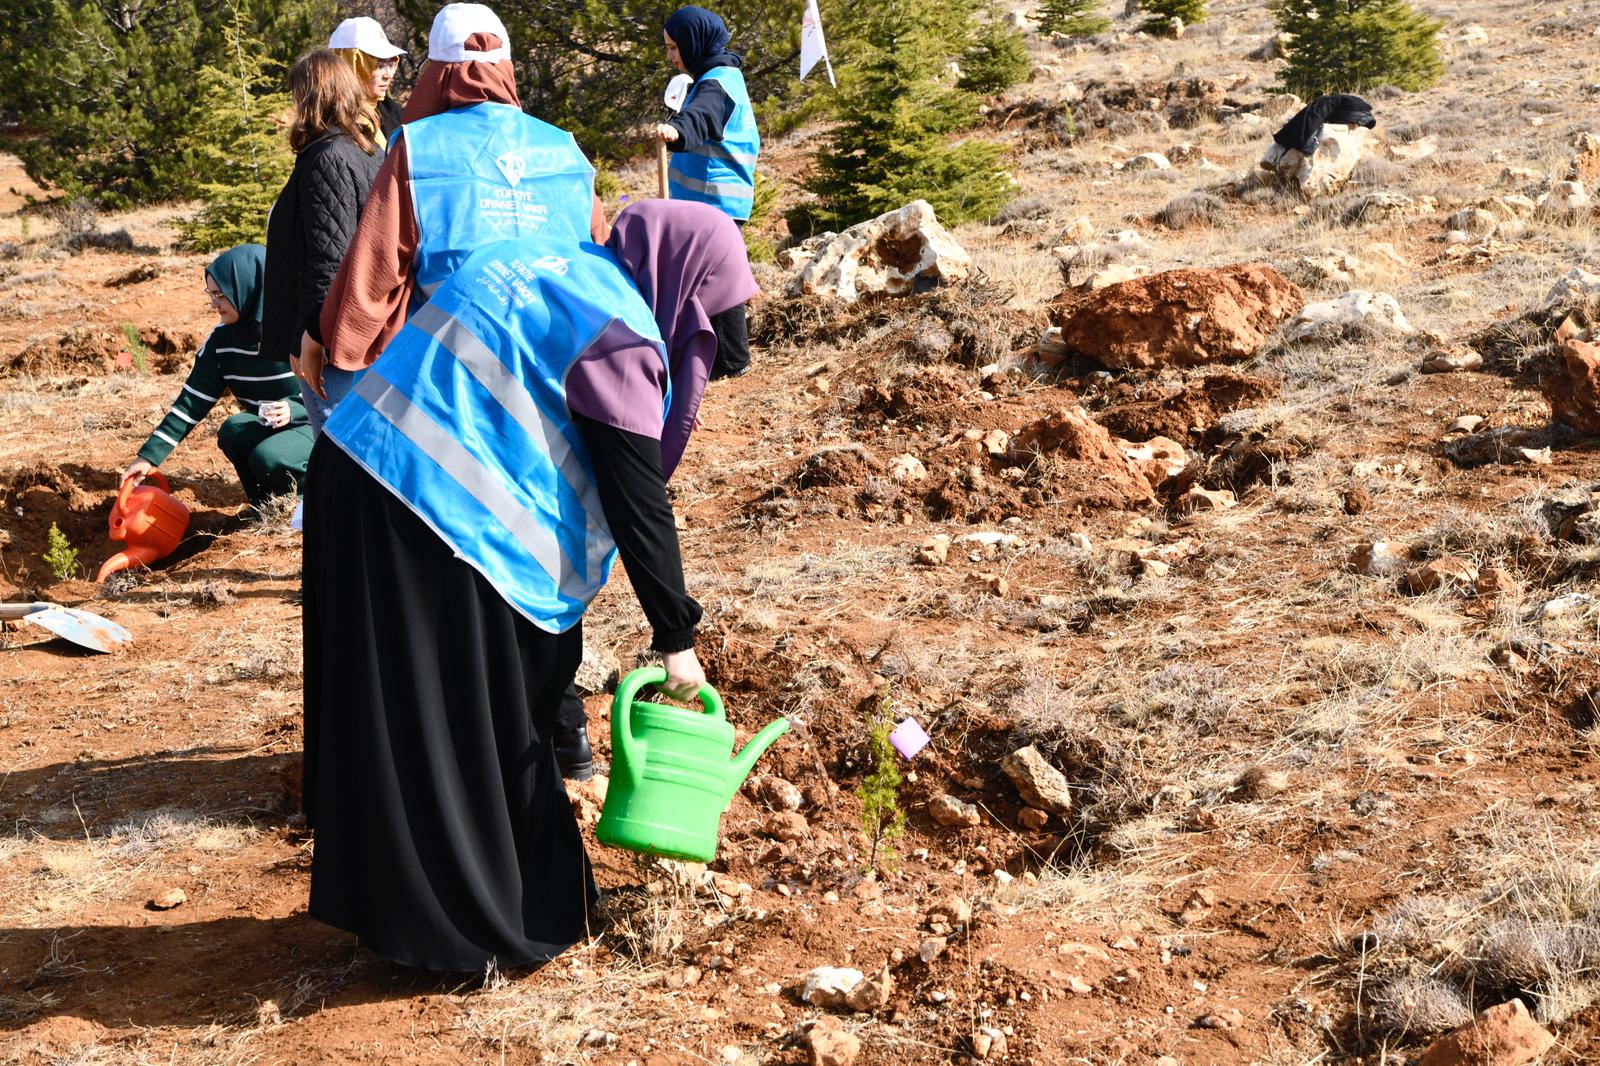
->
xmin=404 ymin=103 xmax=597 ymax=301
xmin=667 ymin=66 xmax=760 ymax=221
xmin=324 ymin=239 xmax=668 ymax=634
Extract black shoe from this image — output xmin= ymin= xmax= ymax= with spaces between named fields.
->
xmin=555 ymin=724 xmax=594 ymax=781
xmin=709 ymin=362 xmax=752 ymax=381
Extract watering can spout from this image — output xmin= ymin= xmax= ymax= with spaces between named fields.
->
xmin=95 ymin=544 xmax=162 ymax=582
xmin=726 ymin=717 xmax=792 ymax=801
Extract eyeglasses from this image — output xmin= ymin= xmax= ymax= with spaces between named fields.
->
xmin=204 ymin=286 xmax=226 ymax=302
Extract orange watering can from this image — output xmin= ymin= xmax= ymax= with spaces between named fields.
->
xmin=97 ymin=471 xmax=189 ymax=581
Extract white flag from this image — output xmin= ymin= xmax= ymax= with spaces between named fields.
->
xmin=800 ymin=0 xmax=836 ymax=86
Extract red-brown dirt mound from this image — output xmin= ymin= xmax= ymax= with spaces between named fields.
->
xmin=1094 ymin=368 xmax=1281 ymax=442
xmin=4 ymin=325 xmax=197 ymax=378
xmin=0 ymin=461 xmax=107 ymax=585
xmin=1009 ymin=405 xmax=1157 ymax=508
xmin=1054 ymin=263 xmax=1304 ymax=369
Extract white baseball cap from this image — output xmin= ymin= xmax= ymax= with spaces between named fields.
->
xmin=328 ymin=17 xmax=406 ymax=60
xmin=428 ymin=4 xmax=511 ymax=63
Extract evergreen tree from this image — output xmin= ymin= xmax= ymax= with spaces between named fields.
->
xmin=1038 ymin=0 xmax=1111 ymax=37
xmin=0 ymin=0 xmax=330 ymax=208
xmin=1273 ymin=0 xmax=1444 ymax=98
xmin=958 ymin=19 xmax=1033 ymax=96
xmin=800 ymin=0 xmax=1009 ymax=231
xmin=177 ymin=3 xmax=294 ymax=251
xmin=1139 ymin=0 xmax=1206 ymax=36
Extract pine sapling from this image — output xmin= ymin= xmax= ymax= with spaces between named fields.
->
xmin=122 ymin=324 xmax=149 ymax=373
xmin=857 ymin=684 xmax=906 ymax=874
xmin=1038 ymin=0 xmax=1111 ymax=37
xmin=43 ymin=523 xmax=79 ymax=582
xmin=1139 ymin=0 xmax=1207 ymax=36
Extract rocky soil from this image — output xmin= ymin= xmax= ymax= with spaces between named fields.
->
xmin=4 ymin=0 xmax=1600 ymax=1063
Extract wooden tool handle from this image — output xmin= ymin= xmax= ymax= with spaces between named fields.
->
xmin=657 ymin=140 xmax=670 ymax=200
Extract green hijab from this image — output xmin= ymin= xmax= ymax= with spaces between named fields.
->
xmin=205 ymin=244 xmax=266 ymax=346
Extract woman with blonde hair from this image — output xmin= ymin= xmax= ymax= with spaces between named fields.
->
xmin=263 ymin=48 xmax=385 ymax=434
xmin=328 ymin=16 xmax=407 ymax=139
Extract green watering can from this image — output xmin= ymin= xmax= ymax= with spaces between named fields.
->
xmin=596 ymin=666 xmax=790 ymax=862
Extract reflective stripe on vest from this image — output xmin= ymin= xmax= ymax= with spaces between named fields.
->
xmin=667 ymin=67 xmax=760 ymax=221
xmin=405 ymin=103 xmax=596 ymax=300
xmin=324 ymin=239 xmax=667 ymax=633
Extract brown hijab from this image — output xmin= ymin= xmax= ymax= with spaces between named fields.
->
xmin=402 ymin=33 xmax=519 ymax=119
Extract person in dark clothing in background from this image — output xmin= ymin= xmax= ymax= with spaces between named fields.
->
xmin=329 ymin=17 xmax=408 ymax=139
xmin=263 ymin=49 xmax=385 ymax=435
xmin=654 ymin=6 xmax=758 ymax=380
xmin=1262 ymin=93 xmax=1376 ymax=171
xmin=300 ymin=199 xmax=756 ymax=971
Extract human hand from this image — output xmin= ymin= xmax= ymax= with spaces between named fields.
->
xmin=659 ymin=647 xmax=707 ymax=703
xmin=259 ymin=400 xmax=291 ymax=429
xmin=299 ymin=332 xmax=328 ymax=402
xmin=122 ymin=457 xmax=155 ymax=487
xmin=655 ymin=123 xmax=679 ymax=143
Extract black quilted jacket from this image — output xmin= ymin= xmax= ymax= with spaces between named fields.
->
xmin=262 ymin=132 xmax=383 ymax=363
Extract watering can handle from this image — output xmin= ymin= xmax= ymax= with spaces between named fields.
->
xmin=611 ymin=666 xmax=726 ymax=791
xmin=118 ymin=469 xmax=170 ymax=513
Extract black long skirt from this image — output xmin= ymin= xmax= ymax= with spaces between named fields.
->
xmin=301 ymin=437 xmax=597 ymax=971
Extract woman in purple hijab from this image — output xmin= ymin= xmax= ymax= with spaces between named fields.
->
xmin=300 ymin=199 xmax=756 ymax=970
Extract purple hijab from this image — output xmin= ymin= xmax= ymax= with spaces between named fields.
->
xmin=568 ymin=200 xmax=757 ymax=479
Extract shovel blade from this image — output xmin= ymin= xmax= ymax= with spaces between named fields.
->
xmin=18 ymin=605 xmax=133 ymax=653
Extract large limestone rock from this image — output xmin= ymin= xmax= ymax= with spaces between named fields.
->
xmin=781 ymin=200 xmax=972 ymax=302
xmin=1287 ymin=291 xmax=1416 ymax=342
xmin=1543 ymin=338 xmax=1600 ymax=435
xmin=1054 ymin=264 xmax=1304 ymax=369
xmin=1543 ymin=267 xmax=1600 ymax=308
xmin=1418 ymin=999 xmax=1555 ymax=1066
xmin=1262 ymin=123 xmax=1369 ymax=197
xmin=1537 ymin=180 xmax=1590 ymax=218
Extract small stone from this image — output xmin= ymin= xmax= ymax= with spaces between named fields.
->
xmin=1179 ymin=486 xmax=1236 ymax=513
xmin=1342 ymin=485 xmax=1373 ymax=514
xmin=928 ymin=894 xmax=972 ymax=930
xmin=761 ymin=776 xmax=804 ymax=811
xmin=982 ymin=429 xmax=1010 ymax=456
xmin=1001 ymin=746 xmax=1073 ymax=815
xmin=765 ymin=811 xmax=810 ymax=842
xmin=806 ymin=1016 xmax=861 ymax=1066
xmin=148 ymin=887 xmax=187 ymax=911
xmin=890 ymin=453 xmax=928 ymax=482
xmin=666 ymin=965 xmax=703 ymax=989
xmin=1422 ymin=347 xmax=1484 ymax=373
xmin=1351 ymin=541 xmax=1411 ymax=577
xmin=971 ymin=1027 xmax=1007 ymax=1059
xmin=1197 ymin=1008 xmax=1244 ymax=1029
xmin=800 ymin=966 xmax=866 ymax=1009
xmin=973 ymin=572 xmax=1009 ymax=597
xmin=1447 ymin=415 xmax=1484 ymax=435
xmin=1176 ymin=887 xmax=1216 ymax=926
xmin=845 ymin=965 xmax=893 ymax=1012
xmin=1418 ymin=998 xmax=1555 ymax=1066
xmin=1018 ymin=807 xmax=1050 ymax=830
xmin=916 ymin=534 xmax=951 ymax=566
xmin=1124 ymin=151 xmax=1172 ymax=172
xmin=1475 ymin=567 xmax=1518 ymax=600
xmin=1404 ymin=557 xmax=1479 ymax=595
xmin=929 ymin=793 xmax=982 ymax=828
xmin=1234 ymin=765 xmax=1288 ymax=799
xmin=1068 ymin=974 xmax=1094 ymax=994
xmin=919 ymin=936 xmax=949 ymax=963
